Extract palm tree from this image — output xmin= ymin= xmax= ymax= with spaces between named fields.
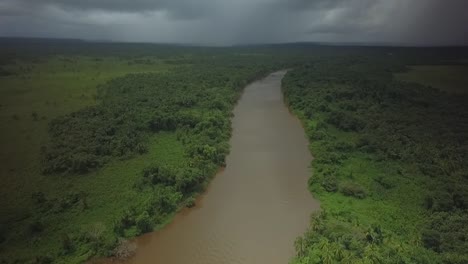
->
xmin=341 ymin=251 xmax=359 ymax=264
xmin=310 ymin=212 xmax=325 ymax=232
xmin=363 ymin=244 xmax=382 ymax=264
xmin=317 ymin=239 xmax=335 ymax=264
xmin=295 ymin=237 xmax=306 ymax=257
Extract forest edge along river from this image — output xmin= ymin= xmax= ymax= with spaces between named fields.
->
xmin=102 ymin=70 xmax=320 ymax=264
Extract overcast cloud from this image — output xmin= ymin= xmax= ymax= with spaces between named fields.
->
xmin=0 ymin=0 xmax=467 ymax=45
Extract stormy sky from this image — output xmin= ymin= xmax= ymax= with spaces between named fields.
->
xmin=0 ymin=0 xmax=467 ymax=46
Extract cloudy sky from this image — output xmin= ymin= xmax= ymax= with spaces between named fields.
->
xmin=0 ymin=0 xmax=467 ymax=45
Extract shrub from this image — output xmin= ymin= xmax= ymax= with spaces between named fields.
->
xmin=113 ymin=238 xmax=136 ymax=260
xmin=136 ymin=212 xmax=152 ymax=234
xmin=453 ymin=189 xmax=468 ymax=210
xmin=143 ymin=164 xmax=177 ymax=187
xmin=326 ymin=111 xmax=365 ymax=132
xmin=374 ymin=176 xmax=395 ymax=190
xmin=31 ymin=192 xmax=47 ymax=204
xmin=365 ymin=225 xmax=384 ymax=245
xmin=422 ymin=229 xmax=441 ymax=252
xmin=32 ymin=255 xmax=53 ymax=264
xmin=28 ymin=219 xmax=44 ymax=235
xmin=56 ymin=192 xmax=81 ymax=212
xmin=318 ymin=104 xmax=330 ymax=112
xmin=309 ymin=130 xmax=327 ymax=141
xmin=322 ymin=176 xmax=338 ymax=192
xmin=432 ymin=192 xmax=454 ymax=212
xmin=340 ymin=182 xmax=367 ymax=199
xmin=135 ymin=143 xmax=148 ymax=154
xmin=185 ymin=197 xmax=196 ymax=208
xmin=356 ymin=136 xmax=370 ymax=148
xmin=61 ymin=233 xmax=74 ymax=254
xmin=315 ymin=152 xmax=344 ymax=165
xmin=114 ymin=210 xmax=136 ymax=235
xmin=86 ymin=223 xmax=106 ymax=243
xmin=80 ymin=196 xmax=89 ymax=211
xmin=331 ymin=141 xmax=355 ymax=152
xmin=424 ymin=195 xmax=434 ymax=210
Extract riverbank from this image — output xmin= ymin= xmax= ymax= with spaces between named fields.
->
xmin=283 ymin=59 xmax=468 ymax=263
xmin=104 ymin=71 xmax=319 ymax=264
xmin=0 ymin=52 xmax=281 ymax=263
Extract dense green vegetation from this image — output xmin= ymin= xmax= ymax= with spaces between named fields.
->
xmin=284 ymin=58 xmax=468 ymax=263
xmin=2 ymin=39 xmax=468 ymax=263
xmin=0 ymin=41 xmax=292 ymax=263
xmin=42 ymin=63 xmax=271 ymax=174
xmin=0 ymin=55 xmax=173 ymax=221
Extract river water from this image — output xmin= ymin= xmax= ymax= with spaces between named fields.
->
xmin=112 ymin=70 xmax=319 ymax=264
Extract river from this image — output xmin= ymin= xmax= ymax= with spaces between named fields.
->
xmin=110 ymin=70 xmax=319 ymax=264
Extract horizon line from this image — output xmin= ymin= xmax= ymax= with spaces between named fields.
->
xmin=1 ymin=35 xmax=468 ymax=48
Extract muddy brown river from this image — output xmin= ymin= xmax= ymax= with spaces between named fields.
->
xmin=111 ymin=70 xmax=319 ymax=264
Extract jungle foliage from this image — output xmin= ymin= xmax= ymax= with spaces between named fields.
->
xmin=284 ymin=57 xmax=468 ymax=263
xmin=42 ymin=65 xmax=269 ymax=174
xmin=0 ymin=43 xmax=287 ymax=263
xmin=1 ymin=39 xmax=468 ymax=263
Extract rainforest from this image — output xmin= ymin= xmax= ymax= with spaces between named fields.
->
xmin=0 ymin=39 xmax=467 ymax=264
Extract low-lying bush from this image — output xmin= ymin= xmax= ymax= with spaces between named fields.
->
xmin=340 ymin=182 xmax=367 ymax=199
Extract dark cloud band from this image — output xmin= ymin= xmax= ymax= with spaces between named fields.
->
xmin=0 ymin=0 xmax=467 ymax=45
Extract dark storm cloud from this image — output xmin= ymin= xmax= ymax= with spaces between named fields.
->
xmin=7 ymin=0 xmax=214 ymax=19
xmin=276 ymin=0 xmax=358 ymax=11
xmin=19 ymin=0 xmax=192 ymax=12
xmin=394 ymin=1 xmax=468 ymax=45
xmin=0 ymin=0 xmax=467 ymax=45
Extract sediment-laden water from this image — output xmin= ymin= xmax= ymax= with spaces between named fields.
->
xmin=111 ymin=70 xmax=319 ymax=264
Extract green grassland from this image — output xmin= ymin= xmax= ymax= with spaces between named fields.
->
xmin=0 ymin=56 xmax=184 ymax=262
xmin=284 ymin=58 xmax=468 ymax=263
xmin=395 ymin=65 xmax=468 ymax=94
xmin=4 ymin=132 xmax=186 ymax=263
xmin=0 ymin=56 xmax=173 ymax=220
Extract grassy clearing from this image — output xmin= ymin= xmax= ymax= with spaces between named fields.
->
xmin=307 ymin=122 xmax=428 ymax=240
xmin=395 ymin=65 xmax=468 ymax=94
xmin=0 ymin=56 xmax=181 ymax=261
xmin=0 ymin=56 xmax=171 ymax=222
xmin=2 ymin=132 xmax=186 ymax=262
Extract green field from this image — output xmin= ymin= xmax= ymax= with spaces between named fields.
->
xmin=0 ymin=56 xmax=172 ymax=221
xmin=395 ymin=65 xmax=468 ymax=93
xmin=0 ymin=56 xmax=186 ymax=262
xmin=4 ymin=132 xmax=186 ymax=263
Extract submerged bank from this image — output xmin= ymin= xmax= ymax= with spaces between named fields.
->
xmin=106 ymin=71 xmax=319 ymax=264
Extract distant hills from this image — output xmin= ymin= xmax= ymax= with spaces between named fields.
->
xmin=1 ymin=36 xmax=468 ymax=48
